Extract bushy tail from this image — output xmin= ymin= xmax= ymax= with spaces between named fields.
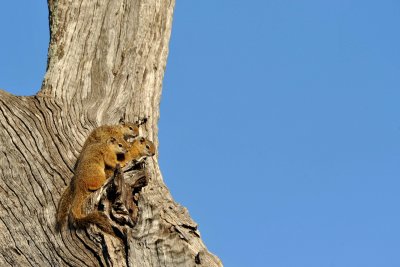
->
xmin=56 ymin=185 xmax=73 ymax=231
xmin=70 ymin=192 xmax=115 ymax=236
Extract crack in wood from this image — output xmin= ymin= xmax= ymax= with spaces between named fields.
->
xmin=81 ymin=160 xmax=151 ymax=264
xmin=0 ymin=0 xmax=223 ymax=265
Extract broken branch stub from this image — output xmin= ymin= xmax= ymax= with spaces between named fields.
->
xmin=89 ymin=161 xmax=150 ymax=237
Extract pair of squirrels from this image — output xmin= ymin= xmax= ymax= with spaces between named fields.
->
xmin=56 ymin=121 xmax=155 ymax=236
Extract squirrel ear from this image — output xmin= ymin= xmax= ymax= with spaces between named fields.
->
xmin=140 ymin=137 xmax=145 ymax=143
xmin=119 ymin=118 xmax=126 ymax=125
xmin=136 ymin=117 xmax=148 ymax=126
xmin=108 ymin=137 xmax=117 ymax=144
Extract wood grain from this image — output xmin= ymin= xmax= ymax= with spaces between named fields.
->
xmin=0 ymin=0 xmax=222 ymax=266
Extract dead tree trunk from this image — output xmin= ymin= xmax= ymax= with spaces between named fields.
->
xmin=0 ymin=1 xmax=222 ymax=266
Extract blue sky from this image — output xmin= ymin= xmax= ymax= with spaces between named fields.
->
xmin=1 ymin=1 xmax=400 ymax=266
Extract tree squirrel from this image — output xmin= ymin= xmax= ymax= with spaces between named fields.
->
xmin=120 ymin=136 xmax=156 ymax=166
xmin=56 ymin=136 xmax=156 ymax=235
xmin=73 ymin=122 xmax=140 ymax=170
xmin=56 ymin=136 xmax=128 ymax=234
xmin=80 ymin=122 xmax=140 ymax=155
xmin=103 ymin=136 xmax=156 ymax=187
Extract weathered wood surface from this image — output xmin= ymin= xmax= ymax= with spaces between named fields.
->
xmin=0 ymin=0 xmax=222 ymax=266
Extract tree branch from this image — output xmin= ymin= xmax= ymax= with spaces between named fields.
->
xmin=0 ymin=1 xmax=222 ymax=266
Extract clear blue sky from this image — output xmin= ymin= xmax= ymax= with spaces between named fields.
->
xmin=1 ymin=1 xmax=400 ymax=266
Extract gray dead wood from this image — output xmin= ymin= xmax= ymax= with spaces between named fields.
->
xmin=0 ymin=0 xmax=222 ymax=266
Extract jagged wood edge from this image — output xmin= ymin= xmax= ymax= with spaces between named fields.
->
xmin=0 ymin=0 xmax=223 ymax=265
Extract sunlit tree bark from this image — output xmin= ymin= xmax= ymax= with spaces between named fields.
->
xmin=0 ymin=1 xmax=222 ymax=266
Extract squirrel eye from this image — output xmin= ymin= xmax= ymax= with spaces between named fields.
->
xmin=129 ymin=126 xmax=133 ymax=130
xmin=118 ymin=144 xmax=123 ymax=148
xmin=146 ymin=145 xmax=150 ymax=149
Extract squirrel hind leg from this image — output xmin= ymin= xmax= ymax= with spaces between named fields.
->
xmin=73 ymin=211 xmax=117 ymax=237
xmin=56 ymin=186 xmax=73 ymax=231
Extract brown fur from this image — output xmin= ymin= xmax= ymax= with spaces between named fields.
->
xmin=56 ymin=185 xmax=72 ymax=231
xmin=104 ymin=137 xmax=156 ymax=179
xmin=56 ymin=137 xmax=128 ymax=235
xmin=120 ymin=137 xmax=156 ymax=166
xmin=80 ymin=122 xmax=140 ymax=156
xmin=73 ymin=122 xmax=140 ymax=171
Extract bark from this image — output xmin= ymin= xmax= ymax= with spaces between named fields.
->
xmin=0 ymin=1 xmax=222 ymax=266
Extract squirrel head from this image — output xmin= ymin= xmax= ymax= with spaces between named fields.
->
xmin=120 ymin=122 xmax=140 ymax=141
xmin=107 ymin=137 xmax=128 ymax=155
xmin=135 ymin=137 xmax=156 ymax=157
